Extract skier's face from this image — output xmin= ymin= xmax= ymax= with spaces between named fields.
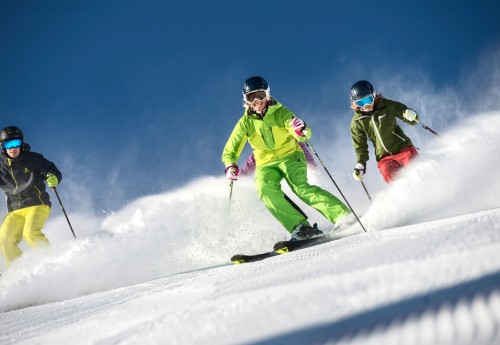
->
xmin=249 ymin=99 xmax=268 ymax=113
xmin=245 ymin=90 xmax=268 ymax=113
xmin=359 ymin=102 xmax=374 ymax=112
xmin=6 ymin=147 xmax=20 ymax=159
xmin=353 ymin=94 xmax=375 ymax=112
xmin=2 ymin=138 xmax=22 ymax=159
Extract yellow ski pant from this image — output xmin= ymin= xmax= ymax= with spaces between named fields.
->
xmin=0 ymin=205 xmax=50 ymax=266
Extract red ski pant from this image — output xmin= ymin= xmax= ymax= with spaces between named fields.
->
xmin=377 ymin=146 xmax=419 ymax=183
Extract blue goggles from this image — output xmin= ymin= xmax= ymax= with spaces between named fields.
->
xmin=2 ymin=139 xmax=22 ymax=149
xmin=354 ymin=94 xmax=375 ymax=107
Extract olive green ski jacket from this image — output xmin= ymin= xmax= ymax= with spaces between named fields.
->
xmin=350 ymin=98 xmax=418 ymax=164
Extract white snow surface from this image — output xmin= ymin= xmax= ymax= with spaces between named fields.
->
xmin=0 ymin=112 xmax=500 ymax=344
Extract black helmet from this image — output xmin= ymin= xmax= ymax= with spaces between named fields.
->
xmin=242 ymin=76 xmax=269 ymax=94
xmin=242 ymin=76 xmax=271 ymax=105
xmin=350 ymin=80 xmax=374 ymax=101
xmin=0 ymin=126 xmax=23 ymax=143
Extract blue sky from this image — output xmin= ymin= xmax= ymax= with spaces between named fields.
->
xmin=0 ymin=0 xmax=499 ymax=213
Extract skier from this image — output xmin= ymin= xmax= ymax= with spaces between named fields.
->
xmin=0 ymin=126 xmax=62 ymax=266
xmin=240 ymin=141 xmax=317 ymax=176
xmin=222 ymin=76 xmax=350 ymax=240
xmin=349 ymin=80 xmax=420 ymax=183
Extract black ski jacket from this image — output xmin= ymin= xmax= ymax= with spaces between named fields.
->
xmin=0 ymin=144 xmax=62 ymax=212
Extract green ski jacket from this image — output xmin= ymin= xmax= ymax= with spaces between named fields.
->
xmin=222 ymin=99 xmax=311 ymax=167
xmin=350 ymin=98 xmax=418 ymax=164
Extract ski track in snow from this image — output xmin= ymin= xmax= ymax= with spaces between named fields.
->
xmin=0 ymin=112 xmax=499 ymax=344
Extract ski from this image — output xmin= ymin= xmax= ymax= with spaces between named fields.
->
xmin=230 ymin=220 xmax=362 ymax=264
xmin=231 ymin=234 xmax=339 ymax=264
xmin=231 ymin=251 xmax=277 ymax=264
xmin=273 ymin=234 xmax=335 ymax=253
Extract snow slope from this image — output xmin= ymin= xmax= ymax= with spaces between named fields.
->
xmin=0 ymin=112 xmax=499 ymax=344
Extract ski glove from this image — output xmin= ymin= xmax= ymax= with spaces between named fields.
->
xmin=290 ymin=117 xmax=306 ymax=136
xmin=403 ymin=109 xmax=418 ymax=122
xmin=46 ymin=173 xmax=59 ymax=188
xmin=225 ymin=164 xmax=239 ymax=181
xmin=353 ymin=163 xmax=365 ymax=181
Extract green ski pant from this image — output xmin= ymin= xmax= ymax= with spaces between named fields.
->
xmin=255 ymin=152 xmax=350 ymax=232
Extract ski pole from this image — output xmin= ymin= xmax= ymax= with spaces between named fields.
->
xmin=229 ymin=180 xmax=234 ymax=200
xmin=302 ymin=135 xmax=367 ymax=232
xmin=416 ymin=120 xmax=440 ymax=137
xmin=52 ymin=187 xmax=77 ymax=238
xmin=360 ymin=180 xmax=372 ymax=201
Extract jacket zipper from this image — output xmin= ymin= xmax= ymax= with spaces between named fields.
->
xmin=7 ymin=158 xmax=22 ymax=208
xmin=371 ymin=118 xmax=393 ymax=155
xmin=257 ymin=115 xmax=281 ymax=161
xmin=34 ymin=185 xmax=46 ymax=205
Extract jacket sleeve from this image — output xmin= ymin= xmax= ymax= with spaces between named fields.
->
xmin=350 ymin=117 xmax=369 ymax=165
xmin=38 ymin=154 xmax=63 ymax=183
xmin=390 ymin=100 xmax=419 ymax=125
xmin=222 ymin=117 xmax=248 ymax=167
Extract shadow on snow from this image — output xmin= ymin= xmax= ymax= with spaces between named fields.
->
xmin=251 ymin=270 xmax=500 ymax=344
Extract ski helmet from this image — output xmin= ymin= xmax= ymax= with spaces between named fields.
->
xmin=242 ymin=76 xmax=271 ymax=103
xmin=242 ymin=76 xmax=268 ymax=94
xmin=350 ymin=80 xmax=374 ymax=101
xmin=0 ymin=126 xmax=24 ymax=143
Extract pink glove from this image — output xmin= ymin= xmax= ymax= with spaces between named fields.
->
xmin=290 ymin=117 xmax=306 ymax=136
xmin=225 ymin=164 xmax=239 ymax=181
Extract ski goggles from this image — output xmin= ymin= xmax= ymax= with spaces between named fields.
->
xmin=354 ymin=94 xmax=375 ymax=107
xmin=245 ymin=90 xmax=267 ymax=104
xmin=2 ymin=139 xmax=22 ymax=149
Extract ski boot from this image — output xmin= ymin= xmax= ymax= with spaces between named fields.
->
xmin=290 ymin=223 xmax=323 ymax=241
